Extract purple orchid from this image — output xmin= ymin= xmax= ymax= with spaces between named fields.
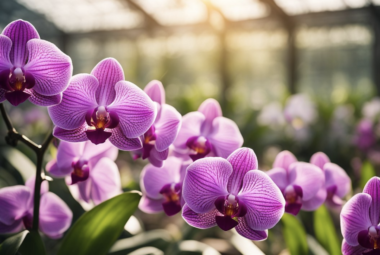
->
xmin=341 ymin=177 xmax=380 ymax=255
xmin=181 ymin=148 xmax=284 ymax=240
xmin=131 ymin=80 xmax=181 ymax=167
xmin=303 ymin=152 xmax=351 ymax=209
xmin=355 ymin=119 xmax=376 ymax=151
xmin=48 ymin=58 xmax=156 ymax=149
xmin=266 ymin=151 xmax=325 ymax=215
xmin=0 ymin=20 xmax=72 ymax=106
xmin=139 ymin=157 xmax=187 ymax=216
xmin=46 ymin=140 xmax=121 ymax=205
xmin=0 ymin=176 xmax=72 ymax=239
xmin=173 ymin=98 xmax=243 ymax=162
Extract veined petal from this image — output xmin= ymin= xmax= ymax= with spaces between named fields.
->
xmin=363 ymin=177 xmax=380 ymax=226
xmin=53 ymin=124 xmax=89 ymax=142
xmin=91 ymin=58 xmax=124 ymax=106
xmin=90 ymin=158 xmax=121 ymax=205
xmin=340 ymin=193 xmax=372 ymax=246
xmin=27 ymin=89 xmax=62 ymax=106
xmin=310 ymin=152 xmax=330 ymax=169
xmin=82 ymin=140 xmax=118 ymax=163
xmin=182 ymin=204 xmax=217 ymax=229
xmin=144 ymin=80 xmax=165 ymax=105
xmin=2 ymin=20 xmax=39 ymax=67
xmin=342 ymin=239 xmax=369 ymax=255
xmin=0 ymin=186 xmax=31 ymax=225
xmin=198 ymin=98 xmax=222 ymax=136
xmin=324 ymin=163 xmax=351 ymax=198
xmin=182 ymin=157 xmax=232 ymax=214
xmin=208 ymin=117 xmax=243 ymax=159
xmin=236 ymin=217 xmax=268 ymax=241
xmin=273 ymin=150 xmax=297 ymax=171
xmin=154 ymin=104 xmax=182 ymax=151
xmin=288 ymin=162 xmax=325 ymax=201
xmin=39 ymin=192 xmax=72 ymax=239
xmin=173 ymin=112 xmax=204 ymax=150
xmin=238 ymin=170 xmax=285 ymax=231
xmin=48 ymin=74 xmax=98 ymax=130
xmin=302 ymin=188 xmax=327 ymax=211
xmin=0 ymin=35 xmax=12 ymax=72
xmin=108 ymin=80 xmax=156 ymax=138
xmin=226 ymin=148 xmax=258 ymax=195
xmin=109 ymin=126 xmax=142 ymax=151
xmin=76 ymin=179 xmax=92 ymax=204
xmin=56 ymin=141 xmax=85 ymax=169
xmin=266 ymin=167 xmax=289 ymax=192
xmin=139 ymin=195 xmax=164 ymax=214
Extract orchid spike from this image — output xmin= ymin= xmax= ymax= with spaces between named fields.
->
xmin=131 ymin=80 xmax=181 ymax=167
xmin=0 ymin=20 xmax=72 ymax=106
xmin=48 ymin=58 xmax=156 ymax=149
xmin=341 ymin=177 xmax=380 ymax=254
xmin=173 ymin=98 xmax=243 ymax=162
xmin=267 ymin=150 xmax=325 ymax=215
xmin=181 ymin=148 xmax=284 ymax=240
xmin=0 ymin=176 xmax=72 ymax=239
xmin=46 ymin=140 xmax=121 ymax=206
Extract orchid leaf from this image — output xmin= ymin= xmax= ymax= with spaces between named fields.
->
xmin=360 ymin=161 xmax=375 ymax=189
xmin=58 ymin=191 xmax=141 ymax=255
xmin=314 ymin=205 xmax=341 ymax=255
xmin=0 ymin=230 xmax=28 ymax=255
xmin=281 ymin=214 xmax=308 ymax=255
xmin=18 ymin=230 xmax=46 ymax=255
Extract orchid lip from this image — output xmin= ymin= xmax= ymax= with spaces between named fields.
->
xmin=70 ymin=159 xmax=90 ymax=184
xmin=358 ymin=226 xmax=380 ymax=250
xmin=186 ymin=136 xmax=212 ymax=161
xmin=284 ymin=185 xmax=303 ymax=215
xmin=214 ymin=194 xmax=247 ymax=231
xmin=159 ymin=183 xmax=182 ymax=216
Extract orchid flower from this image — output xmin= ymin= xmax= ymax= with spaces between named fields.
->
xmin=173 ymin=98 xmax=243 ymax=161
xmin=355 ymin=119 xmax=376 ymax=151
xmin=0 ymin=20 xmax=72 ymax=106
xmin=139 ymin=157 xmax=187 ymax=216
xmin=341 ymin=177 xmax=380 ymax=255
xmin=267 ymin=151 xmax=325 ymax=215
xmin=284 ymin=94 xmax=317 ymax=130
xmin=48 ymin=58 xmax=156 ymax=150
xmin=181 ymin=148 xmax=284 ymax=240
xmin=131 ymin=80 xmax=181 ymax=167
xmin=304 ymin=152 xmax=351 ymax=209
xmin=46 ymin=140 xmax=121 ymax=206
xmin=0 ymin=176 xmax=72 ymax=239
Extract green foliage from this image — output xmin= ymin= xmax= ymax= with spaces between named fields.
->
xmin=282 ymin=214 xmax=308 ymax=255
xmin=18 ymin=231 xmax=46 ymax=255
xmin=314 ymin=205 xmax=341 ymax=255
xmin=58 ymin=191 xmax=141 ymax=255
xmin=0 ymin=230 xmax=28 ymax=255
xmin=360 ymin=161 xmax=376 ymax=189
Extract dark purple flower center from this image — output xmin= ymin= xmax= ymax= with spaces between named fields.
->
xmin=22 ymin=213 xmax=33 ymax=230
xmin=186 ymin=136 xmax=212 ymax=161
xmin=214 ymin=194 xmax=247 ymax=231
xmin=159 ymin=183 xmax=182 ymax=216
xmin=85 ymin=106 xmax=119 ymax=144
xmin=284 ymin=185 xmax=303 ymax=215
xmin=134 ymin=126 xmax=157 ymax=160
xmin=70 ymin=159 xmax=90 ymax=184
xmin=358 ymin=226 xmax=380 ymax=251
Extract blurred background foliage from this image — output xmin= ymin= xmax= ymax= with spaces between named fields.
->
xmin=1 ymin=0 xmax=380 ymax=254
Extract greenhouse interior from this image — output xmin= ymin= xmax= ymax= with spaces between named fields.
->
xmin=1 ymin=0 xmax=380 ymax=254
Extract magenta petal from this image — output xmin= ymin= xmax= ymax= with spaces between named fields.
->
xmin=324 ymin=163 xmax=351 ymax=198
xmin=154 ymin=104 xmax=182 ymax=152
xmin=273 ymin=150 xmax=297 ymax=171
xmin=226 ymin=148 xmax=258 ymax=195
xmin=46 ymin=159 xmax=72 ymax=178
xmin=198 ymin=98 xmax=222 ymax=135
xmin=173 ymin=112 xmax=204 ymax=150
xmin=182 ymin=204 xmax=217 ymax=229
xmin=53 ymin=124 xmax=88 ymax=142
xmin=238 ymin=170 xmax=285 ymax=231
xmin=215 ymin=215 xmax=238 ymax=231
xmin=342 ymin=239 xmax=369 ymax=255
xmin=144 ymin=80 xmax=165 ymax=105
xmin=340 ymin=193 xmax=372 ymax=246
xmin=236 ymin=217 xmax=268 ymax=241
xmin=86 ymin=129 xmax=112 ymax=145
xmin=91 ymin=58 xmax=124 ymax=106
xmin=302 ymin=188 xmax=327 ymax=211
xmin=82 ymin=140 xmax=118 ymax=163
xmin=310 ymin=152 xmax=330 ymax=169
xmin=363 ymin=177 xmax=380 ymax=226
xmin=139 ymin=195 xmax=164 ymax=214
xmin=109 ymin=126 xmax=143 ymax=151
xmin=2 ymin=20 xmax=39 ymax=67
xmin=266 ymin=167 xmax=289 ymax=192
xmin=0 ymin=219 xmax=23 ymax=234
xmin=48 ymin=74 xmax=98 ymax=130
xmin=5 ymin=90 xmax=30 ymax=106
xmin=0 ymin=35 xmax=12 ymax=72
xmin=27 ymin=89 xmax=61 ymax=106
xmin=0 ymin=186 xmax=31 ymax=225
xmin=76 ymin=180 xmax=92 ymax=204
xmin=56 ymin=141 xmax=85 ymax=169
xmin=108 ymin=80 xmax=156 ymax=139
xmin=90 ymin=158 xmax=121 ymax=205
xmin=208 ymin=117 xmax=244 ymax=158
xmin=39 ymin=192 xmax=72 ymax=239
xmin=182 ymin=157 xmax=232 ymax=214
xmin=285 ymin=202 xmax=302 ymax=215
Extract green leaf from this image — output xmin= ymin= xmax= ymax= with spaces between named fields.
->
xmin=360 ymin=161 xmax=375 ymax=189
xmin=18 ymin=230 xmax=46 ymax=255
xmin=314 ymin=205 xmax=341 ymax=255
xmin=281 ymin=214 xmax=308 ymax=255
xmin=58 ymin=191 xmax=141 ymax=255
xmin=0 ymin=230 xmax=28 ymax=255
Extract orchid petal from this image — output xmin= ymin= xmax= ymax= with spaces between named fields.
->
xmin=139 ymin=195 xmax=164 ymax=214
xmin=0 ymin=35 xmax=12 ymax=73
xmin=173 ymin=112 xmax=204 ymax=150
xmin=236 ymin=217 xmax=268 ymax=241
xmin=0 ymin=186 xmax=30 ymax=225
xmin=109 ymin=126 xmax=143 ymax=151
xmin=182 ymin=204 xmax=217 ymax=229
xmin=310 ymin=152 xmax=330 ymax=169
xmin=342 ymin=239 xmax=368 ymax=255
xmin=0 ymin=219 xmax=23 ymax=234
xmin=56 ymin=141 xmax=85 ymax=169
xmin=302 ymin=188 xmax=327 ymax=211
xmin=46 ymin=159 xmax=72 ymax=177
xmin=266 ymin=167 xmax=289 ymax=192
xmin=76 ymin=180 xmax=92 ymax=204
xmin=27 ymin=89 xmax=62 ymax=106
xmin=53 ymin=124 xmax=88 ymax=142
xmin=273 ymin=150 xmax=297 ymax=171
xmin=363 ymin=177 xmax=380 ymax=226
xmin=144 ymin=80 xmax=165 ymax=105
xmin=82 ymin=140 xmax=118 ymax=163
xmin=324 ymin=163 xmax=351 ymax=198
xmin=25 ymin=175 xmax=49 ymax=195
xmin=198 ymin=98 xmax=222 ymax=136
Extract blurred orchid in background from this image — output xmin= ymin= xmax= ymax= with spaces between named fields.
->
xmin=173 ymin=98 xmax=243 ymax=161
xmin=341 ymin=177 xmax=380 ymax=255
xmin=47 ymin=140 xmax=121 ymax=206
xmin=139 ymin=157 xmax=187 ymax=216
xmin=0 ymin=176 xmax=72 ymax=239
xmin=0 ymin=20 xmax=72 ymax=106
xmin=131 ymin=80 xmax=181 ymax=167
xmin=48 ymin=58 xmax=156 ymax=149
xmin=182 ymin=148 xmax=284 ymax=240
xmin=284 ymin=94 xmax=317 ymax=129
xmin=355 ymin=119 xmax=377 ymax=151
